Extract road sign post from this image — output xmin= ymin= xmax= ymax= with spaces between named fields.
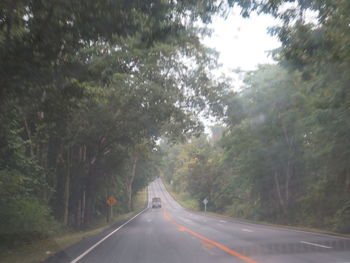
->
xmin=202 ymin=198 xmax=208 ymax=213
xmin=106 ymin=197 xmax=117 ymax=222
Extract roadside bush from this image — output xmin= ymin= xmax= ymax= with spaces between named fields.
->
xmin=0 ymin=198 xmax=60 ymax=246
xmin=0 ymin=170 xmax=60 ymax=247
xmin=332 ymin=201 xmax=350 ymax=233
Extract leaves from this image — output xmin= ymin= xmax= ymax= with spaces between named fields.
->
xmin=0 ymin=0 xmax=229 ymax=244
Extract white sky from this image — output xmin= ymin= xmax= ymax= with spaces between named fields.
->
xmin=202 ymin=8 xmax=281 ymax=76
xmin=201 ymin=9 xmax=281 ymax=132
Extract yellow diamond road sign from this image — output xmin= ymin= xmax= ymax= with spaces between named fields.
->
xmin=106 ymin=197 xmax=117 ymax=206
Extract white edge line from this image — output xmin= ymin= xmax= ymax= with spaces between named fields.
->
xmin=70 ymin=207 xmax=149 ymax=263
xmin=242 ymin=228 xmax=253 ymax=232
xmin=300 ymin=241 xmax=332 ymax=249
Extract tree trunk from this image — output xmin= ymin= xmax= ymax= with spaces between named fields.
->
xmin=84 ymin=163 xmax=94 ymax=226
xmin=285 ymin=160 xmax=290 ymax=205
xmin=126 ymin=153 xmax=138 ymax=212
xmin=76 ymin=198 xmax=81 ymax=228
xmin=274 ymin=170 xmax=286 ymax=214
xmin=344 ymin=167 xmax=350 ymax=192
xmin=126 ymin=184 xmax=132 ymax=212
xmin=41 ymin=142 xmax=51 ymax=201
xmin=23 ymin=115 xmax=34 ymax=157
xmin=63 ymin=148 xmax=71 ymax=226
xmin=81 ymin=189 xmax=86 ymax=225
xmin=106 ymin=187 xmax=110 ymax=222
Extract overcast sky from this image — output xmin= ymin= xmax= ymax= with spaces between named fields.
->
xmin=202 ymin=8 xmax=281 ymax=76
xmin=201 ymin=9 xmax=281 ymax=130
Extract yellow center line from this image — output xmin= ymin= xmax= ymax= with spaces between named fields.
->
xmin=201 ymin=240 xmax=216 ymax=248
xmin=162 ymin=207 xmax=258 ymax=263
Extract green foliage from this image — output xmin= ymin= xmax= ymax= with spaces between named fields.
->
xmin=161 ymin=59 xmax=350 ymax=233
xmin=160 ymin=0 xmax=350 ymax=233
xmin=2 ymin=0 xmax=350 ymax=250
xmin=0 ymin=0 xmax=231 ymax=247
xmin=333 ymin=201 xmax=350 ymax=233
xmin=1 ymin=198 xmax=58 ymax=238
xmin=0 ymin=170 xmax=59 ymax=246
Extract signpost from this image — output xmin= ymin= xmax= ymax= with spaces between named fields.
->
xmin=106 ymin=197 xmax=117 ymax=221
xmin=202 ymin=198 xmax=208 ymax=213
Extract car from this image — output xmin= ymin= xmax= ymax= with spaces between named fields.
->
xmin=152 ymin=197 xmax=162 ymax=208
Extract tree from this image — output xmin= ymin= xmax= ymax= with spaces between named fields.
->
xmin=0 ymin=0 xmax=231 ymax=245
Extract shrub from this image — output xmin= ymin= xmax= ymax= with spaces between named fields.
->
xmin=0 ymin=169 xmax=60 ymax=246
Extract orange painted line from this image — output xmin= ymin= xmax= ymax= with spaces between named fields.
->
xmin=201 ymin=240 xmax=215 ymax=248
xmin=162 ymin=208 xmax=258 ymax=263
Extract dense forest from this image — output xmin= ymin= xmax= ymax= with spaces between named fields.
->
xmin=161 ymin=0 xmax=350 ymax=233
xmin=162 ymin=64 xmax=350 ymax=233
xmin=1 ymin=0 xmax=349 ymax=250
xmin=0 ymin=0 xmax=230 ymax=245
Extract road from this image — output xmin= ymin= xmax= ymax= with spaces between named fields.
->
xmin=48 ymin=178 xmax=350 ymax=263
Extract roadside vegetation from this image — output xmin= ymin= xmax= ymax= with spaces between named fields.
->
xmin=1 ymin=0 xmax=349 ymax=257
xmin=0 ymin=0 xmax=228 ymax=250
xmin=0 ymin=189 xmax=147 ymax=263
xmin=163 ymin=180 xmax=199 ymax=211
xmin=161 ymin=63 xmax=350 ymax=233
xmin=160 ymin=0 xmax=350 ymax=235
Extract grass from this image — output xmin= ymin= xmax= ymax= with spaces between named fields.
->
xmin=0 ymin=188 xmax=147 ymax=263
xmin=132 ymin=187 xmax=148 ymax=211
xmin=162 ymin=180 xmax=199 ymax=211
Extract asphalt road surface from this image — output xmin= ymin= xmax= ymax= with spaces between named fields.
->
xmin=47 ymin=178 xmax=350 ymax=263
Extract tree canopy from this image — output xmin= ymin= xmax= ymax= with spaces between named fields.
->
xmin=0 ymin=0 xmax=229 ymax=244
xmin=1 ymin=0 xmax=349 ymax=248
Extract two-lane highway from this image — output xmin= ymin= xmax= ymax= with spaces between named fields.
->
xmin=50 ymin=178 xmax=350 ymax=263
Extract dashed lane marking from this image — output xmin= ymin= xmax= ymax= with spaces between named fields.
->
xmin=162 ymin=207 xmax=258 ymax=263
xmin=300 ymin=241 xmax=332 ymax=249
